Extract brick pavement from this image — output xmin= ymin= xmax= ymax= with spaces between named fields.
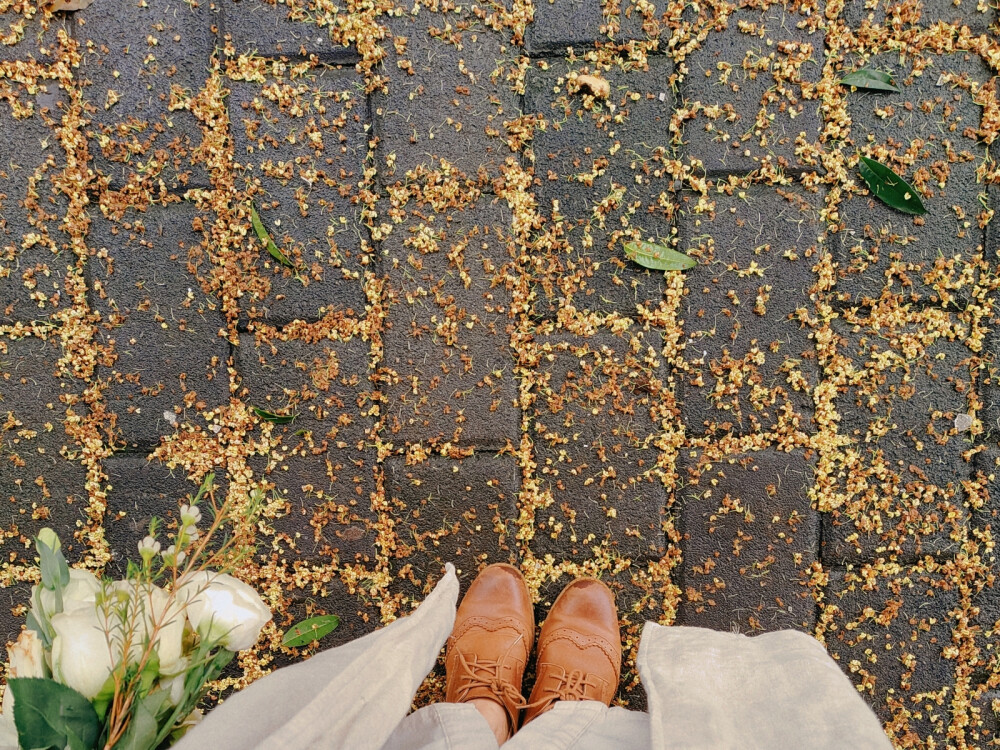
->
xmin=1 ymin=0 xmax=999 ymax=746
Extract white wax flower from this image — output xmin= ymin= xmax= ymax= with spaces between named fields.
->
xmin=179 ymin=504 xmax=202 ymax=526
xmin=177 ymin=572 xmax=272 ymax=652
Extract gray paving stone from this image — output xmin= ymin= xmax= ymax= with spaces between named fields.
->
xmin=89 ymin=202 xmax=230 ymax=450
xmin=675 ymin=186 xmax=820 ymax=437
xmin=975 ymin=444 xmax=1000 ymax=534
xmin=0 ymin=12 xmax=69 ymax=63
xmin=0 ymin=582 xmax=32 ymax=647
xmin=0 ymin=86 xmax=71 ymax=325
xmin=236 ymin=334 xmax=377 ymax=563
xmin=678 ymin=4 xmax=824 ymax=175
xmin=0 ymin=335 xmax=89 ymax=567
xmin=840 ymin=0 xmax=997 ymax=31
xmin=825 ymin=566 xmax=958 ymax=744
xmin=382 ymin=193 xmax=518 ymax=449
xmin=833 ymin=53 xmax=990 ymax=308
xmin=76 ymin=0 xmax=218 ymax=190
xmin=103 ymin=454 xmax=215 ymax=577
xmin=967 ymin=690 xmax=1000 ymax=749
xmin=219 ymin=0 xmax=356 ymax=61
xmin=374 ymin=13 xmax=518 ymax=187
xmin=524 ymin=57 xmax=675 ymax=315
xmin=386 ymin=453 xmax=520 ymax=595
xmin=528 ymin=328 xmax=668 ymax=565
xmin=676 ymin=447 xmax=819 ymax=632
xmin=821 ymin=316 xmax=973 ymax=564
xmin=525 ymin=0 xmax=650 ymax=55
xmin=228 ymin=68 xmax=370 ymax=325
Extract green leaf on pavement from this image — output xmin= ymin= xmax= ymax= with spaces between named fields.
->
xmin=624 ymin=240 xmax=697 ymax=271
xmin=10 ymin=677 xmax=100 ymax=750
xmin=250 ymin=203 xmax=296 ymax=268
xmin=282 ymin=615 xmax=340 ymax=648
xmin=858 ymin=156 xmax=927 ymax=215
xmin=840 ymin=68 xmax=900 ymax=92
xmin=252 ymin=406 xmax=297 ymax=425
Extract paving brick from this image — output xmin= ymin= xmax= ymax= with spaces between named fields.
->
xmin=975 ymin=443 xmax=1000 ymax=533
xmin=0 ymin=86 xmax=71 ymax=325
xmin=386 ymin=453 xmax=520 ymax=596
xmin=525 ymin=0 xmax=649 ymax=55
xmin=382 ymin=191 xmax=518 ymax=450
xmin=833 ymin=53 xmax=990 ymax=308
xmin=675 ymin=186 xmax=820 ymax=437
xmin=0 ymin=12 xmax=69 ymax=63
xmin=967 ymin=689 xmax=1000 ymax=749
xmin=840 ymin=0 xmax=997 ymax=32
xmin=523 ymin=57 xmax=676 ymax=316
xmin=676 ymin=446 xmax=819 ymax=632
xmin=219 ymin=0 xmax=357 ymax=61
xmin=821 ymin=315 xmax=974 ymax=564
xmin=228 ymin=68 xmax=370 ymax=325
xmin=103 ymin=454 xmax=216 ymax=577
xmin=825 ymin=565 xmax=958 ymax=746
xmin=76 ymin=0 xmax=218 ymax=190
xmin=678 ymin=4 xmax=824 ymax=175
xmin=89 ymin=202 xmax=230 ymax=450
xmin=374 ymin=13 xmax=518 ymax=187
xmin=236 ymin=333 xmax=377 ymax=564
xmin=0 ymin=582 xmax=31 ymax=648
xmin=527 ymin=327 xmax=668 ymax=566
xmin=0 ymin=335 xmax=89 ymax=566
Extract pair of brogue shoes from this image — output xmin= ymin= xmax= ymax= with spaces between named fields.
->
xmin=444 ymin=564 xmax=621 ymax=741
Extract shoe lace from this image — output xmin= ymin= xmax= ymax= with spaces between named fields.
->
xmin=525 ymin=667 xmax=602 ymax=713
xmin=452 ymin=637 xmax=527 ymax=718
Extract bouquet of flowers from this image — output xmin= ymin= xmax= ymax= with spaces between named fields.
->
xmin=0 ymin=474 xmax=272 ymax=750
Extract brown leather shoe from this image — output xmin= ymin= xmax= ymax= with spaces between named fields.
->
xmin=445 ymin=564 xmax=534 ymax=738
xmin=522 ymin=578 xmax=621 ymax=725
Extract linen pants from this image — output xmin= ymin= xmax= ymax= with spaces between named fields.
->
xmin=175 ymin=564 xmax=893 ymax=750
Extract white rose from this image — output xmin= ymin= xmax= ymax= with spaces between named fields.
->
xmin=38 ymin=568 xmax=102 ymax=617
xmin=177 ymin=572 xmax=271 ymax=651
xmin=50 ymin=608 xmax=116 ymax=700
xmin=0 ymin=630 xmax=46 ymax=746
xmin=8 ymin=629 xmax=46 ymax=679
xmin=0 ymin=696 xmax=15 ymax=749
xmin=146 ymin=586 xmax=187 ymax=674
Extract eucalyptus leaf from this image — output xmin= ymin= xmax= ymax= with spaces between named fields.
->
xmin=252 ymin=406 xmax=297 ymax=425
xmin=840 ymin=68 xmax=900 ymax=92
xmin=282 ymin=615 xmax=340 ymax=648
xmin=858 ymin=156 xmax=927 ymax=215
xmin=250 ymin=204 xmax=296 ymax=268
xmin=37 ymin=534 xmax=70 ymax=591
xmin=10 ymin=677 xmax=100 ymax=750
xmin=624 ymin=240 xmax=697 ymax=272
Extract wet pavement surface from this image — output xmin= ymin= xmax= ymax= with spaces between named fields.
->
xmin=1 ymin=0 xmax=999 ymax=744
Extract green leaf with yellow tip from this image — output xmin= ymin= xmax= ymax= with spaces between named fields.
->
xmin=624 ymin=240 xmax=697 ymax=272
xmin=282 ymin=615 xmax=340 ymax=648
xmin=840 ymin=68 xmax=900 ymax=93
xmin=858 ymin=156 xmax=927 ymax=215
